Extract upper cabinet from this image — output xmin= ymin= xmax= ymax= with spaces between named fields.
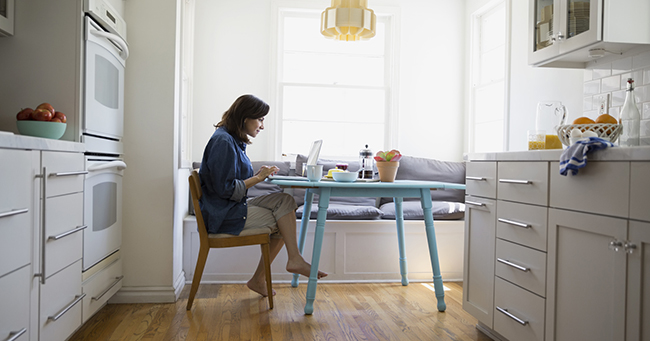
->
xmin=528 ymin=0 xmax=650 ymax=68
xmin=0 ymin=0 xmax=13 ymax=36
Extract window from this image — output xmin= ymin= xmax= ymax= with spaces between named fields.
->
xmin=275 ymin=9 xmax=395 ymax=158
xmin=468 ymin=0 xmax=509 ymax=153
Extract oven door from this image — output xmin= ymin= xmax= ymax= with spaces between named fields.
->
xmin=83 ymin=159 xmax=126 ymax=271
xmin=83 ymin=16 xmax=127 ymax=140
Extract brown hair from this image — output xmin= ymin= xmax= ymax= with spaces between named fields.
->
xmin=216 ymin=94 xmax=270 ymax=144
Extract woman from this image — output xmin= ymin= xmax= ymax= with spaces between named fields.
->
xmin=199 ymin=94 xmax=326 ymax=297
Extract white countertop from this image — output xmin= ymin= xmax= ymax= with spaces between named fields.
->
xmin=465 ymin=145 xmax=650 ymax=162
xmin=0 ymin=131 xmax=84 ymax=153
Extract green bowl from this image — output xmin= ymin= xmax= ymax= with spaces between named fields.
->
xmin=16 ymin=120 xmax=67 ymax=139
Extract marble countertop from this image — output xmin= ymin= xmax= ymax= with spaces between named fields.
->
xmin=465 ymin=146 xmax=650 ymax=162
xmin=0 ymin=131 xmax=84 ymax=153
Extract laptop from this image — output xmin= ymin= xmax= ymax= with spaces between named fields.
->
xmin=268 ymin=140 xmax=322 ymax=181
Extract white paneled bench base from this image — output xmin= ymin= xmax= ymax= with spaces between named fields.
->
xmin=183 ymin=216 xmax=464 ymax=284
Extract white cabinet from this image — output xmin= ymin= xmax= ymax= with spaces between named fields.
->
xmin=528 ymin=0 xmax=650 ymax=68
xmin=0 ymin=0 xmax=14 ymax=36
xmin=626 ymin=220 xmax=650 ymax=341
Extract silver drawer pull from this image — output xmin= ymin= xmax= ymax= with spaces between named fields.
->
xmin=497 ymin=258 xmax=529 ymax=272
xmin=51 ymin=170 xmax=88 ymax=177
xmin=496 ymin=306 xmax=529 ymax=325
xmin=48 ymin=225 xmax=87 ymax=241
xmin=498 ymin=218 xmax=531 ymax=228
xmin=5 ymin=328 xmax=27 ymax=341
xmin=48 ymin=293 xmax=86 ymax=321
xmin=465 ymin=176 xmax=486 ymax=181
xmin=465 ymin=200 xmax=486 ymax=207
xmin=499 ymin=179 xmax=532 ymax=184
xmin=92 ymin=276 xmax=124 ymax=301
xmin=0 ymin=208 xmax=28 ymax=219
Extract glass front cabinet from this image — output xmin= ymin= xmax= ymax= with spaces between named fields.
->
xmin=0 ymin=0 xmax=13 ymax=36
xmin=529 ymin=0 xmax=650 ymax=68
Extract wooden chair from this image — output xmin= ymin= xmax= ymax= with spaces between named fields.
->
xmin=186 ymin=170 xmax=274 ymax=310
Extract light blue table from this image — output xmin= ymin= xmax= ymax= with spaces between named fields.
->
xmin=269 ymin=179 xmax=466 ymax=315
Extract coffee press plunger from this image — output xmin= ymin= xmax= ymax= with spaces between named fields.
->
xmin=359 ymin=144 xmax=374 ymax=179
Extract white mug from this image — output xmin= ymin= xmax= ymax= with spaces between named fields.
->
xmin=305 ymin=164 xmax=323 ymax=182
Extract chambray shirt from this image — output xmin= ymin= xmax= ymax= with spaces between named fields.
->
xmin=199 ymin=127 xmax=254 ymax=235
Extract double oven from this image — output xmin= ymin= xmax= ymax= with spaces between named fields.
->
xmin=82 ymin=1 xmax=128 ymax=272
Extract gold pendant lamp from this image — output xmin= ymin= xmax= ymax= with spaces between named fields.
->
xmin=320 ymin=0 xmax=376 ymax=41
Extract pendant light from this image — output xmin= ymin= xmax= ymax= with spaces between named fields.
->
xmin=320 ymin=0 xmax=376 ymax=41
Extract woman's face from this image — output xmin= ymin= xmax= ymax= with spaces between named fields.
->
xmin=243 ymin=116 xmax=265 ymax=138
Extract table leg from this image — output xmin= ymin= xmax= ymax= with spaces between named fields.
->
xmin=304 ymin=188 xmax=330 ymax=315
xmin=292 ymin=190 xmax=314 ymax=288
xmin=394 ymin=197 xmax=409 ymax=286
xmin=420 ymin=188 xmax=446 ymax=312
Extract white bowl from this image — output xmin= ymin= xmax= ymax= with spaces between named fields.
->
xmin=332 ymin=171 xmax=358 ymax=182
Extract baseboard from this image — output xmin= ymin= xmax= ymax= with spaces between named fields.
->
xmin=109 ymin=270 xmax=186 ymax=304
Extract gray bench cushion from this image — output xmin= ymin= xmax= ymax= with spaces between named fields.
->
xmin=379 ymin=201 xmax=465 ymax=220
xmin=296 ymin=204 xmax=384 ymax=220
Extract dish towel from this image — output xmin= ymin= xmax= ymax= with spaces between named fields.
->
xmin=559 ymin=137 xmax=615 ymax=176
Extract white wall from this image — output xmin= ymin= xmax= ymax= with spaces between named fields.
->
xmin=191 ymin=0 xmax=466 ymax=162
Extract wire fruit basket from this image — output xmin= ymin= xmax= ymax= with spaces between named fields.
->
xmin=556 ymin=123 xmax=622 ymax=146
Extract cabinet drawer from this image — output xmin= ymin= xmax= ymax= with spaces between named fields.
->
xmin=42 ymin=151 xmax=85 ymax=198
xmin=549 ymin=161 xmax=629 ymax=218
xmin=495 ymin=239 xmax=546 ymax=297
xmin=82 ymin=258 xmax=123 ymax=323
xmin=466 ymin=161 xmax=497 ymax=198
xmin=497 ymin=162 xmax=548 ymax=206
xmin=630 ymin=162 xmax=650 ymax=221
xmin=41 ymin=260 xmax=83 ymax=341
xmin=45 ymin=192 xmax=83 ymax=278
xmin=0 ymin=265 xmax=31 ymax=341
xmin=494 ymin=277 xmax=545 ymax=341
xmin=0 ymin=208 xmax=31 ymax=278
xmin=497 ymin=201 xmax=548 ymax=252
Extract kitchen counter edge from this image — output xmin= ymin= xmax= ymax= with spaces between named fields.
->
xmin=0 ymin=132 xmax=84 ymax=153
xmin=464 ymin=146 xmax=650 ymax=162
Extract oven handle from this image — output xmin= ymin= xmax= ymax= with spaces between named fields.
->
xmin=88 ymin=161 xmax=127 ymax=172
xmin=91 ymin=29 xmax=129 ymax=60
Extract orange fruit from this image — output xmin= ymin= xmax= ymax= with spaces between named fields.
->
xmin=573 ymin=116 xmax=595 ymax=124
xmin=595 ymin=114 xmax=617 ymax=124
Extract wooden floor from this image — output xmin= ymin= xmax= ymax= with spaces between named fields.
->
xmin=70 ymin=282 xmax=491 ymax=341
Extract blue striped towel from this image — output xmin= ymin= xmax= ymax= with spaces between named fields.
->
xmin=559 ymin=137 xmax=615 ymax=176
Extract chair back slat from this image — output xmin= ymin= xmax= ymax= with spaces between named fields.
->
xmin=189 ymin=170 xmax=209 ymax=244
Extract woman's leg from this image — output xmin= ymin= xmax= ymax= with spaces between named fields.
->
xmin=247 ymin=237 xmax=284 ymax=297
xmin=275 ymin=212 xmax=327 ymax=279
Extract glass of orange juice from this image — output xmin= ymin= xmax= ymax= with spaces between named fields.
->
xmin=528 ymin=130 xmax=546 ymax=150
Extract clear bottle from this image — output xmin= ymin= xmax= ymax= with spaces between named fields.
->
xmin=619 ymin=78 xmax=640 ymax=147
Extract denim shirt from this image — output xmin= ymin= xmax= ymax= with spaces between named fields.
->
xmin=198 ymin=127 xmax=254 ymax=235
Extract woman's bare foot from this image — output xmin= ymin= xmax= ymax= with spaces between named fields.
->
xmin=246 ymin=279 xmax=276 ymax=297
xmin=286 ymin=259 xmax=327 ymax=279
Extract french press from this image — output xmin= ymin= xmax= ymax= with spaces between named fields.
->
xmin=359 ymin=144 xmax=374 ymax=179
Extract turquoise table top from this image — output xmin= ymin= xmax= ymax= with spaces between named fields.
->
xmin=268 ymin=178 xmax=466 ymax=190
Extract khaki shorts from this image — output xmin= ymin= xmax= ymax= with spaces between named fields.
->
xmin=243 ymin=192 xmax=297 ymax=236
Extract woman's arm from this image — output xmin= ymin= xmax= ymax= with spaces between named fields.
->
xmin=243 ymin=165 xmax=280 ymax=189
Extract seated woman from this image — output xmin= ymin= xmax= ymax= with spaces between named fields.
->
xmin=199 ymin=94 xmax=326 ymax=297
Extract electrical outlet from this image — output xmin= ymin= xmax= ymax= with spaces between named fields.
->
xmin=599 ymin=94 xmax=610 ymax=115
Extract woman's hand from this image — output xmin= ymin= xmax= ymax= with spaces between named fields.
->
xmin=255 ymin=165 xmax=280 ymax=180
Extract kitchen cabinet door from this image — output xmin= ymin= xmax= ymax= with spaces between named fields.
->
xmin=546 ymin=208 xmax=627 ymax=341
xmin=463 ymin=196 xmax=497 ymax=328
xmin=626 ymin=220 xmax=650 ymax=341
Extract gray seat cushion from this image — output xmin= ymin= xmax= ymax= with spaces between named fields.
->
xmin=296 ymin=204 xmax=384 ymax=220
xmin=379 ymin=201 xmax=465 ymax=220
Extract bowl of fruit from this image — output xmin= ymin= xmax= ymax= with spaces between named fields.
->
xmin=556 ymin=114 xmax=622 ymax=146
xmin=16 ymin=103 xmax=67 ymax=140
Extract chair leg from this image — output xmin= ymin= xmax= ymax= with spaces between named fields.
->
xmin=261 ymin=242 xmax=274 ymax=309
xmin=187 ymin=246 xmax=209 ymax=310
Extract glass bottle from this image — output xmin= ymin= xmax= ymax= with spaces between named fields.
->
xmin=358 ymin=144 xmax=374 ymax=179
xmin=619 ymin=78 xmax=640 ymax=147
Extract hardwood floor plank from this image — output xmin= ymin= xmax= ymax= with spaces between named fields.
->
xmin=71 ymin=282 xmax=492 ymax=341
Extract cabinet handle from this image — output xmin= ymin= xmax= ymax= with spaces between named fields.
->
xmin=497 ymin=258 xmax=529 ymax=272
xmin=609 ymin=240 xmax=623 ymax=252
xmin=625 ymin=242 xmax=637 ymax=254
xmin=0 ymin=208 xmax=28 ymax=219
xmin=465 ymin=200 xmax=486 ymax=207
xmin=34 ymin=167 xmax=47 ymax=285
xmin=496 ymin=306 xmax=529 ymax=325
xmin=497 ymin=218 xmax=531 ymax=229
xmin=48 ymin=225 xmax=87 ymax=241
xmin=92 ymin=276 xmax=124 ymax=301
xmin=5 ymin=328 xmax=27 ymax=341
xmin=51 ymin=170 xmax=88 ymax=177
xmin=556 ymin=31 xmax=565 ymax=42
xmin=465 ymin=176 xmax=486 ymax=181
xmin=48 ymin=293 xmax=86 ymax=321
xmin=499 ymin=179 xmax=532 ymax=184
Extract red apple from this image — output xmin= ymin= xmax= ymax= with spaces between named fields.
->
xmin=16 ymin=108 xmax=34 ymax=120
xmin=50 ymin=118 xmax=62 ymax=123
xmin=32 ymin=108 xmax=54 ymax=121
xmin=36 ymin=102 xmax=55 ymax=115
xmin=54 ymin=111 xmax=67 ymax=123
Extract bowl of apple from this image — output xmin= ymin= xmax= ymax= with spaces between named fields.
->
xmin=16 ymin=103 xmax=67 ymax=139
